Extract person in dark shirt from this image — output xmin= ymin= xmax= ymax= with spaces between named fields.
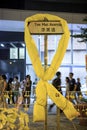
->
xmin=48 ymin=71 xmax=62 ymax=112
xmin=65 ymin=77 xmax=70 ymax=98
xmin=69 ymin=72 xmax=77 ymax=91
xmin=76 ymin=78 xmax=82 ymax=96
xmin=24 ymin=75 xmax=32 ymax=107
xmin=6 ymin=77 xmax=14 ymax=104
xmin=52 ymin=71 xmax=62 ymax=93
xmin=68 ymin=72 xmax=77 ymax=104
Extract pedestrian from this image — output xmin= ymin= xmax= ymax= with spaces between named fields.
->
xmin=76 ymin=78 xmax=82 ymax=98
xmin=24 ymin=75 xmax=32 ymax=107
xmin=68 ymin=72 xmax=77 ymax=104
xmin=65 ymin=77 xmax=70 ymax=99
xmin=48 ymin=71 xmax=62 ymax=112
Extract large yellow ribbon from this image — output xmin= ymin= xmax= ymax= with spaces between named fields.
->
xmin=24 ymin=14 xmax=79 ymax=122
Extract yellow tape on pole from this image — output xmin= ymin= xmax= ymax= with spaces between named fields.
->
xmin=24 ymin=14 xmax=79 ymax=122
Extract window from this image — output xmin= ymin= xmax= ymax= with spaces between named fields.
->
xmin=10 ymin=48 xmax=18 ymax=59
xmin=19 ymin=48 xmax=25 ymax=59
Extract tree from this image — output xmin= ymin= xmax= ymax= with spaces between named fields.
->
xmin=71 ymin=17 xmax=87 ymax=42
xmin=71 ymin=17 xmax=87 ymax=75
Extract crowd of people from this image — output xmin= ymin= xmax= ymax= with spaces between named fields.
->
xmin=65 ymin=72 xmax=82 ymax=100
xmin=0 ymin=74 xmax=32 ymax=108
xmin=0 ymin=72 xmax=82 ymax=109
xmin=49 ymin=71 xmax=83 ymax=111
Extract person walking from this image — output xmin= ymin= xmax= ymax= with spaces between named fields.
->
xmin=1 ymin=74 xmax=8 ymax=107
xmin=6 ymin=77 xmax=14 ymax=104
xmin=48 ymin=71 xmax=62 ymax=112
xmin=76 ymin=78 xmax=82 ymax=99
xmin=24 ymin=75 xmax=32 ymax=107
xmin=13 ymin=76 xmax=20 ymax=103
xmin=68 ymin=72 xmax=77 ymax=104
xmin=65 ymin=76 xmax=70 ymax=98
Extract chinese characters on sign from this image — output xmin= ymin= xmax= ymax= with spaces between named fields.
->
xmin=28 ymin=21 xmax=63 ymax=34
xmin=41 ymin=27 xmax=55 ymax=33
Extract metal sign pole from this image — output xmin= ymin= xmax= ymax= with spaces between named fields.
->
xmin=44 ymin=34 xmax=48 ymax=130
xmin=44 ymin=34 xmax=61 ymax=130
xmin=57 ymin=107 xmax=60 ymax=130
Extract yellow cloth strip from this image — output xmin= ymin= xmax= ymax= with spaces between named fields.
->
xmin=25 ymin=14 xmax=70 ymax=79
xmin=33 ymin=102 xmax=45 ymax=122
xmin=33 ymin=81 xmax=79 ymax=121
xmin=25 ymin=14 xmax=79 ymax=122
xmin=46 ymin=83 xmax=79 ymax=120
xmin=0 ymin=108 xmax=30 ymax=129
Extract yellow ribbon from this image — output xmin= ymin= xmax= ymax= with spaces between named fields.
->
xmin=0 ymin=108 xmax=30 ymax=129
xmin=25 ymin=14 xmax=79 ymax=121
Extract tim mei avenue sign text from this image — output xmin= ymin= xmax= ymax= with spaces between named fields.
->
xmin=28 ymin=21 xmax=63 ymax=34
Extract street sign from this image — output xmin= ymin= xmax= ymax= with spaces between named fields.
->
xmin=28 ymin=21 xmax=64 ymax=34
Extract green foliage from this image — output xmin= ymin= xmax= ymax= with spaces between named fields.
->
xmin=71 ymin=17 xmax=87 ymax=42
